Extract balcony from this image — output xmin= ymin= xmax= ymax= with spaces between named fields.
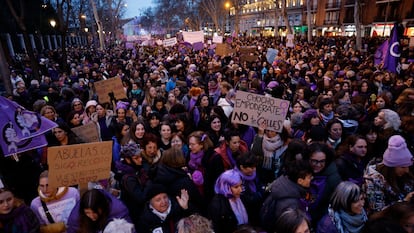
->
xmin=324 ymin=19 xmax=339 ymax=25
xmin=345 ymin=0 xmax=355 ymax=5
xmin=325 ymin=2 xmax=341 ymax=9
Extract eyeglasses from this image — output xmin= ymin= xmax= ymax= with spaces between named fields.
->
xmin=310 ymin=159 xmax=326 ymax=165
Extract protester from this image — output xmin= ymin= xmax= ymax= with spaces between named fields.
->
xmin=208 ymin=169 xmax=249 ymax=233
xmin=363 ymin=135 xmax=414 ymax=214
xmin=30 ymin=170 xmax=80 ymax=233
xmin=0 ymin=187 xmax=40 ymax=233
xmin=316 ymin=181 xmax=367 ymax=233
xmin=67 ymin=189 xmax=133 ymax=233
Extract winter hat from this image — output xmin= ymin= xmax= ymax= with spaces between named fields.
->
xmin=71 ymin=98 xmax=83 ymax=107
xmin=383 ymin=135 xmax=413 ymax=167
xmin=85 ymin=100 xmax=98 ymax=110
xmin=120 ymin=143 xmax=141 ymax=158
xmin=146 ymin=183 xmax=168 ymax=201
xmin=192 ymin=170 xmax=204 ymax=186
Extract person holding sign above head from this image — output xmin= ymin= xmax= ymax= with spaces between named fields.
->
xmin=251 ymin=121 xmax=290 ymax=184
xmin=67 ymin=189 xmax=134 ymax=233
xmin=30 ymin=170 xmax=80 ymax=233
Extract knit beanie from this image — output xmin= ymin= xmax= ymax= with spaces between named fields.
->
xmin=383 ymin=135 xmax=413 ymax=167
xmin=146 ymin=184 xmax=168 ymax=201
xmin=120 ymin=143 xmax=141 ymax=158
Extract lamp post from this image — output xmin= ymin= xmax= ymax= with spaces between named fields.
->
xmin=225 ymin=2 xmax=231 ymax=34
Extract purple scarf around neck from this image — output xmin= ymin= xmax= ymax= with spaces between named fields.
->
xmin=235 ymin=167 xmax=257 ymax=193
xmin=189 ymin=150 xmax=204 ymax=170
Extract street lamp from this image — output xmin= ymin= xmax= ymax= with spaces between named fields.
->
xmin=225 ymin=2 xmax=231 ymax=34
xmin=49 ymin=19 xmax=56 ymax=28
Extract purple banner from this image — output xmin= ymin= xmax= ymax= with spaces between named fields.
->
xmin=384 ymin=23 xmax=401 ymax=74
xmin=374 ymin=40 xmax=388 ymax=66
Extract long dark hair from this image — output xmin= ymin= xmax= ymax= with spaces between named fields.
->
xmin=78 ymin=189 xmax=110 ymax=233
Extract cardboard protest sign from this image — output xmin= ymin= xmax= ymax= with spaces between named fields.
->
xmin=232 ymin=91 xmax=290 ymax=132
xmin=240 ymin=46 xmax=256 ymax=54
xmin=71 ymin=122 xmax=100 ymax=143
xmin=94 ymin=77 xmax=127 ymax=103
xmin=216 ymin=44 xmax=235 ymax=56
xmin=216 ymin=44 xmax=227 ymax=56
xmin=47 ymin=141 xmax=112 ymax=189
xmin=240 ymin=54 xmax=258 ymax=63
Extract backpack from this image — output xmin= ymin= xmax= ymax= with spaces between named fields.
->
xmin=260 ymin=193 xmax=285 ymax=233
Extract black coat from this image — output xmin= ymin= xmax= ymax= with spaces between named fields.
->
xmin=153 ymin=164 xmax=204 ymax=212
xmin=207 ymin=194 xmax=239 ymax=233
xmin=137 ymin=199 xmax=191 ymax=233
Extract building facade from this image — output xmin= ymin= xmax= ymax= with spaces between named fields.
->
xmin=229 ymin=0 xmax=414 ymax=37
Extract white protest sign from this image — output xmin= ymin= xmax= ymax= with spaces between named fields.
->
xmin=213 ymin=35 xmax=223 ymax=44
xmin=232 ymin=91 xmax=290 ymax=132
xmin=163 ymin=37 xmax=177 ymax=47
xmin=182 ymin=31 xmax=204 ymax=44
xmin=286 ymin=34 xmax=295 ymax=48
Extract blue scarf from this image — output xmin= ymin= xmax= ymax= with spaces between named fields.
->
xmin=329 ymin=207 xmax=367 ymax=233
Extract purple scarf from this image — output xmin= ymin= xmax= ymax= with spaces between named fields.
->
xmin=235 ymin=168 xmax=257 ymax=193
xmin=189 ymin=151 xmax=204 ymax=170
xmin=226 ymin=147 xmax=238 ymax=168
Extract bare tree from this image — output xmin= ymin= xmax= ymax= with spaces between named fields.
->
xmin=5 ymin=0 xmax=40 ymax=80
xmin=199 ymin=0 xmax=224 ymax=33
xmin=307 ymin=0 xmax=312 ymax=43
xmin=90 ymin=0 xmax=105 ymax=50
xmin=0 ymin=40 xmax=12 ymax=94
xmin=274 ymin=0 xmax=280 ymax=37
xmin=354 ymin=0 xmax=362 ymax=50
xmin=55 ymin=0 xmax=72 ymax=72
xmin=281 ymin=0 xmax=292 ymax=34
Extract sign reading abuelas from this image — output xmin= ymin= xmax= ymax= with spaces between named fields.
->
xmin=47 ymin=141 xmax=112 ymax=189
xmin=232 ymin=91 xmax=290 ymax=132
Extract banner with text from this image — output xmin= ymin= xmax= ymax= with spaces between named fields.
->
xmin=182 ymin=31 xmax=204 ymax=44
xmin=232 ymin=91 xmax=290 ymax=132
xmin=163 ymin=37 xmax=177 ymax=47
xmin=47 ymin=141 xmax=112 ymax=189
xmin=94 ymin=77 xmax=127 ymax=103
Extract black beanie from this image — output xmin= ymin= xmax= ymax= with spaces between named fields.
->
xmin=146 ymin=184 xmax=168 ymax=201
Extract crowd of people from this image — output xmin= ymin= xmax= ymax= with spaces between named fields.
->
xmin=1 ymin=33 xmax=414 ymax=233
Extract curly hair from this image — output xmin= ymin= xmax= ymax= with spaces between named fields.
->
xmin=176 ymin=214 xmax=214 ymax=233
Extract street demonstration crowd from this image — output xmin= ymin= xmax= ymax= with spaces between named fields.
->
xmin=2 ymin=34 xmax=414 ymax=233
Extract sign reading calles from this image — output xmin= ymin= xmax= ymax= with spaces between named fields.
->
xmin=232 ymin=91 xmax=290 ymax=132
xmin=47 ymin=141 xmax=112 ymax=189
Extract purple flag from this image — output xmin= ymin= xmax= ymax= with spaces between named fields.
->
xmin=1 ymin=126 xmax=48 ymax=157
xmin=384 ymin=23 xmax=401 ymax=74
xmin=374 ymin=40 xmax=388 ymax=66
xmin=193 ymin=41 xmax=204 ymax=51
xmin=0 ymin=96 xmax=57 ymax=141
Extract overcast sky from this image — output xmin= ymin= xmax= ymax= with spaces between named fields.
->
xmin=124 ymin=0 xmax=154 ymax=18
